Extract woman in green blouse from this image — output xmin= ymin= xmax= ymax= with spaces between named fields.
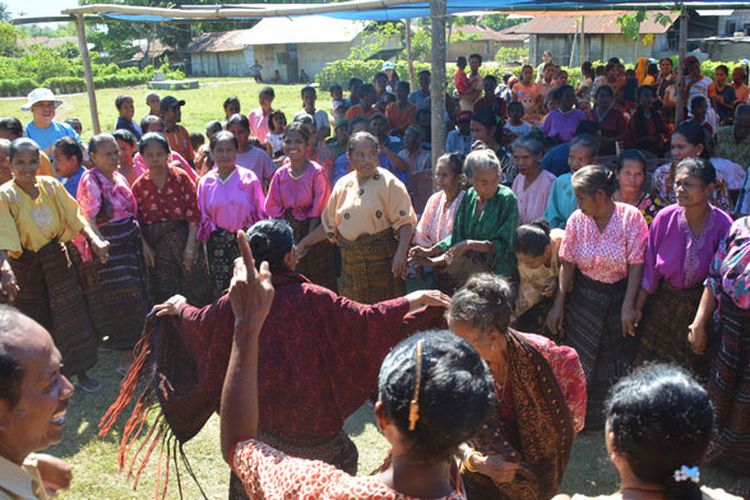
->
xmin=411 ymin=148 xmax=519 ymax=292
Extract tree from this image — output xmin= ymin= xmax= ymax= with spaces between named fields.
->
xmin=0 ymin=3 xmax=9 ymax=22
xmin=0 ymin=21 xmax=22 ymax=57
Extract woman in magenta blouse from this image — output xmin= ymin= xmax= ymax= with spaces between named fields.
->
xmin=264 ymin=122 xmax=335 ymax=291
xmin=635 ymin=157 xmax=732 ymax=372
xmin=547 ymin=165 xmax=648 ymax=430
xmin=77 ymin=133 xmax=149 ymax=372
xmin=197 ymin=130 xmax=266 ymax=299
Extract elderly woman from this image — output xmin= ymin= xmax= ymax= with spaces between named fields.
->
xmin=553 ymin=365 xmax=740 ymax=500
xmin=298 ymin=131 xmax=416 ymax=304
xmin=690 ymin=216 xmax=750 ymax=496
xmin=197 ymin=131 xmax=266 ymax=299
xmin=652 ymin=122 xmax=732 ymax=212
xmin=544 ymin=134 xmax=599 ymax=229
xmin=547 ymin=165 xmax=648 ymax=430
xmin=424 ymin=149 xmax=519 ymax=293
xmin=511 ymin=135 xmax=556 ymax=224
xmin=613 ymin=149 xmax=658 ymax=225
xmin=77 ymin=134 xmax=150 ymax=373
xmin=130 ymin=133 xmax=210 ymax=306
xmin=102 ymin=219 xmax=451 ymax=500
xmin=264 ymin=123 xmax=335 ymax=291
xmin=636 ymin=158 xmax=732 ymax=371
xmin=512 ymin=220 xmax=565 ymax=334
xmin=447 ymin=273 xmax=586 ymax=500
xmin=0 ymin=138 xmax=109 ymax=391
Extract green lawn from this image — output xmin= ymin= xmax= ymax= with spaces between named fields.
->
xmin=2 ymin=78 xmax=739 ymax=498
xmin=0 ymin=79 xmax=328 ymax=142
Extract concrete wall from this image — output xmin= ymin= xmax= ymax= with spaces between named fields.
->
xmin=190 ymin=47 xmax=255 ymax=77
xmin=532 ymin=33 xmax=669 ymax=65
xmin=447 ymin=40 xmax=519 ymax=62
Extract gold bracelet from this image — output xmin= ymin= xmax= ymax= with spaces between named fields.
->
xmin=463 ymin=450 xmax=482 ymax=473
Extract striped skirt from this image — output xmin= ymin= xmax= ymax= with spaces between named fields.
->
xmin=98 ymin=217 xmax=149 ymax=351
xmin=636 ymin=282 xmax=707 ymax=376
xmin=706 ymin=295 xmax=750 ymax=475
xmin=564 ymin=271 xmax=637 ymax=430
xmin=283 ymin=212 xmax=337 ymax=293
xmin=206 ymin=228 xmax=239 ymax=300
xmin=338 ymin=229 xmax=404 ymax=304
xmin=10 ymin=240 xmax=97 ymax=376
xmin=66 ymin=240 xmax=110 ymax=341
xmin=142 ymin=221 xmax=211 ymax=307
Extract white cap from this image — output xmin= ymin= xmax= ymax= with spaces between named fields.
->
xmin=21 ymin=88 xmax=63 ymax=111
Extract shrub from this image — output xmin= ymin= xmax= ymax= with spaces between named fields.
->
xmin=44 ymin=77 xmax=86 ymax=95
xmin=0 ymin=78 xmax=39 ymax=97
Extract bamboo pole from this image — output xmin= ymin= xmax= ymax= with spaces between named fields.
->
xmin=580 ymin=16 xmax=585 ymax=65
xmin=675 ymin=6 xmax=688 ymax=124
xmin=569 ymin=19 xmax=578 ymax=68
xmin=430 ymin=0 xmax=447 ymax=190
xmin=74 ymin=13 xmax=101 ymax=134
xmin=405 ymin=18 xmax=415 ymax=90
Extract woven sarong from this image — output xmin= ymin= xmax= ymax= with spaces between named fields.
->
xmin=338 ymin=229 xmax=404 ymax=304
xmin=10 ymin=240 xmax=97 ymax=376
xmin=512 ymin=296 xmax=554 ymax=337
xmin=98 ymin=217 xmax=149 ymax=351
xmin=142 ymin=221 xmax=211 ymax=307
xmin=207 ymin=228 xmax=239 ymax=300
xmin=564 ymin=271 xmax=636 ymax=430
xmin=706 ymin=295 xmax=750 ymax=475
xmin=283 ymin=211 xmax=337 ymax=293
xmin=66 ymin=242 xmax=109 ymax=341
xmin=636 ymin=282 xmax=707 ymax=375
xmin=227 ymin=430 xmax=358 ymax=500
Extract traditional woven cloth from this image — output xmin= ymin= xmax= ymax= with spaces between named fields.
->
xmin=564 ymin=271 xmax=637 ymax=430
xmin=338 ymin=228 xmax=404 ymax=304
xmin=66 ymin=242 xmax=109 ymax=341
xmin=141 ymin=220 xmax=211 ymax=307
xmin=283 ymin=211 xmax=337 ymax=293
xmin=636 ymin=282 xmax=707 ymax=374
xmin=706 ymin=295 xmax=750 ymax=475
xmin=462 ymin=331 xmax=577 ymax=500
xmin=206 ymin=228 xmax=239 ymax=300
xmin=97 ymin=217 xmax=149 ymax=351
xmin=511 ymin=296 xmax=554 ymax=337
xmin=10 ymin=240 xmax=97 ymax=376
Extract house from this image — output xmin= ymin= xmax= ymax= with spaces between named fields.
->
xmin=124 ymin=39 xmax=177 ymax=69
xmin=447 ymin=24 xmax=528 ymax=62
xmin=504 ymin=10 xmax=716 ymax=65
xmin=697 ymin=9 xmax=750 ymax=60
xmin=187 ymin=16 xmax=401 ymax=82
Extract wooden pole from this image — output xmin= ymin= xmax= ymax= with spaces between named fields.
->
xmin=580 ymin=16 xmax=585 ymax=65
xmin=675 ymin=6 xmax=688 ymax=124
xmin=430 ymin=0 xmax=447 ymax=190
xmin=569 ymin=19 xmax=578 ymax=68
xmin=405 ymin=18 xmax=415 ymax=90
xmin=74 ymin=13 xmax=100 ymax=134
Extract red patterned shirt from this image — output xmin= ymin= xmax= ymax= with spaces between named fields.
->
xmin=231 ymin=438 xmax=467 ymax=499
xmin=131 ymin=166 xmax=200 ymax=226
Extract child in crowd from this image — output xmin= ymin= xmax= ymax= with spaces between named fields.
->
xmin=190 ymin=132 xmax=205 ymax=157
xmin=454 ymin=56 xmax=472 ymax=101
xmin=194 ymin=120 xmax=223 ymax=175
xmin=385 ymin=81 xmax=417 ymax=136
xmin=113 ymin=129 xmax=140 ymax=186
xmin=223 ymin=96 xmax=241 ymax=121
xmin=145 ymin=92 xmax=160 ymax=117
xmin=326 ymin=118 xmax=350 ymax=162
xmin=688 ymin=95 xmax=714 ymax=135
xmin=265 ymin=110 xmax=287 ymax=160
xmin=52 ymin=136 xmax=86 ymax=197
xmin=114 ymin=95 xmax=142 ymax=140
xmin=65 ymin=118 xmax=83 ymax=136
xmin=712 ymin=65 xmax=737 ymax=125
xmin=554 ymin=70 xmax=569 ymax=88
xmin=504 ymin=101 xmax=531 ymax=139
xmin=732 ymin=66 xmax=750 ymax=103
xmin=329 ymin=84 xmax=347 ymax=122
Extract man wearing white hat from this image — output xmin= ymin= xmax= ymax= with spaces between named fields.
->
xmin=22 ymin=88 xmax=82 ymax=156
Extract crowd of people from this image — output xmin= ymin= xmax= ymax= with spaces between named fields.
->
xmin=0 ymin=51 xmax=748 ymax=499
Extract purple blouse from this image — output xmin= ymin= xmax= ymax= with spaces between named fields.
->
xmin=196 ymin=166 xmax=266 ymax=241
xmin=77 ymin=168 xmax=137 ymax=224
xmin=540 ymin=109 xmax=586 ymax=143
xmin=264 ymin=160 xmax=331 ymax=221
xmin=642 ymin=203 xmax=733 ymax=293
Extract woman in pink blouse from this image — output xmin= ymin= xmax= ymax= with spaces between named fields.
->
xmin=635 ymin=157 xmax=732 ymax=372
xmin=297 ymin=114 xmax=334 ymax=183
xmin=221 ymin=235 xmax=492 ymax=499
xmin=510 ymin=135 xmax=556 ymax=224
xmin=197 ymin=130 xmax=265 ymax=299
xmin=264 ymin=123 xmax=335 ymax=291
xmin=77 ymin=133 xmax=149 ymax=373
xmin=547 ymin=165 xmax=648 ymax=430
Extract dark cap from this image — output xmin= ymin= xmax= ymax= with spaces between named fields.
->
xmin=159 ymin=96 xmax=186 ymax=111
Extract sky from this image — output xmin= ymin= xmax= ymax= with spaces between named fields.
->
xmin=5 ymin=0 xmax=79 ymax=19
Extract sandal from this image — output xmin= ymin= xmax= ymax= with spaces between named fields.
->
xmin=75 ymin=377 xmax=102 ymax=393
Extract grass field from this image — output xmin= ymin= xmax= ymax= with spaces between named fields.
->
xmin=1 ymin=78 xmax=740 ymax=498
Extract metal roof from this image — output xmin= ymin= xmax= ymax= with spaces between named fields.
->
xmin=187 ymin=16 xmax=367 ymax=53
xmin=507 ymin=11 xmax=677 ymax=34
